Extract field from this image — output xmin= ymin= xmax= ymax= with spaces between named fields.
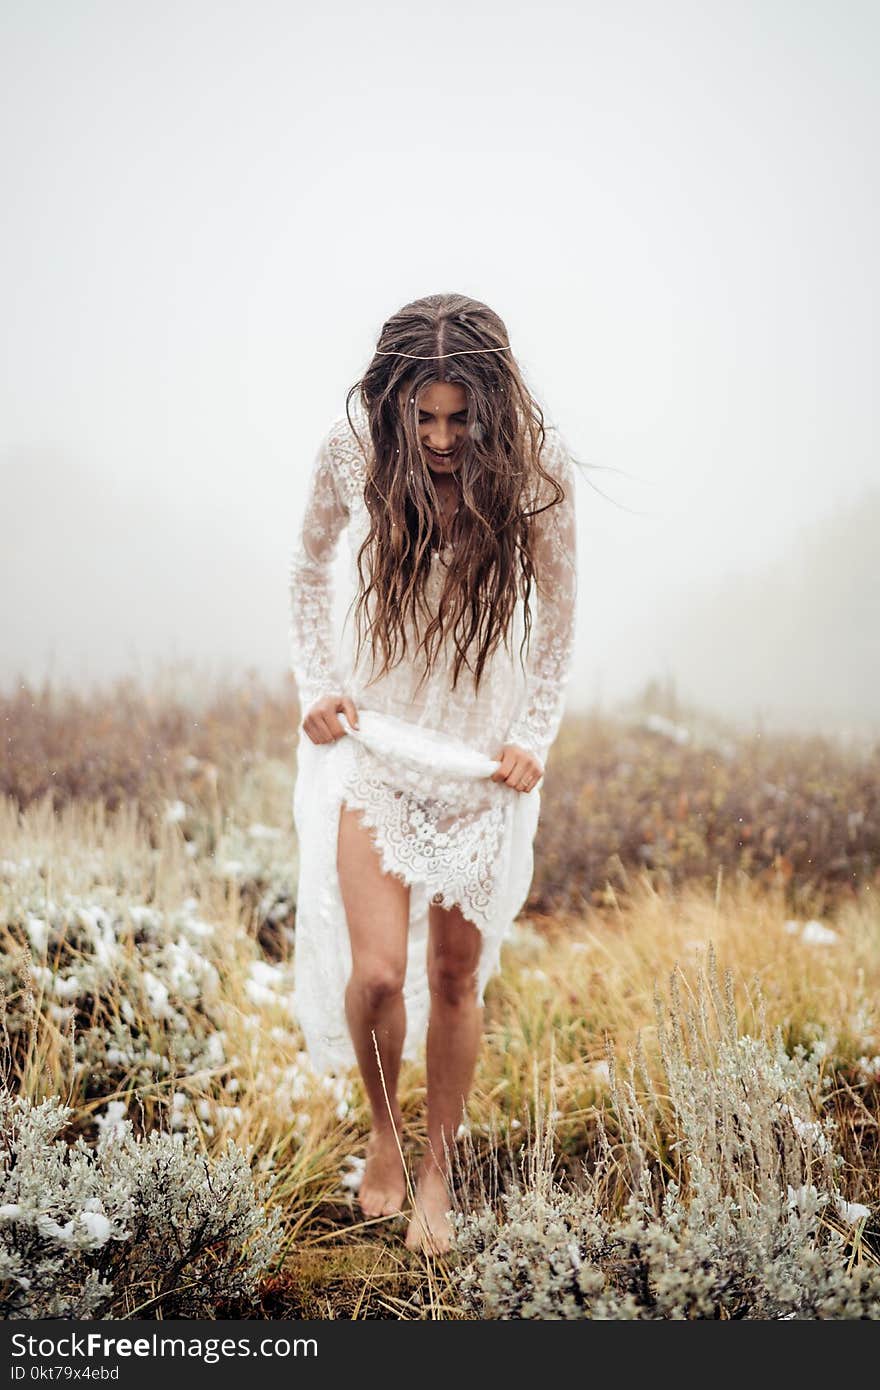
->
xmin=1 ymin=672 xmax=879 ymax=1319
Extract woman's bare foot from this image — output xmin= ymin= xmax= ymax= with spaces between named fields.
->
xmin=359 ymin=1113 xmax=407 ymax=1218
xmin=405 ymin=1159 xmax=453 ymax=1254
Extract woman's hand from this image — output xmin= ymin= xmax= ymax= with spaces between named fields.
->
xmin=302 ymin=694 xmax=360 ymax=745
xmin=491 ymin=743 xmax=544 ymax=793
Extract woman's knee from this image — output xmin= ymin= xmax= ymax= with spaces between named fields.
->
xmin=348 ymin=959 xmax=407 ymax=1012
xmin=428 ymin=907 xmax=482 ymax=1005
xmin=427 ymin=957 xmax=480 ymax=1007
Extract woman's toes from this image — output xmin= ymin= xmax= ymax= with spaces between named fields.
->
xmin=359 ymin=1127 xmax=406 ymax=1217
xmin=404 ymin=1165 xmax=453 ymax=1253
xmin=404 ymin=1206 xmax=451 ymax=1254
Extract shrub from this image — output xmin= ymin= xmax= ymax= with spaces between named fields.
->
xmin=451 ymin=954 xmax=879 ymax=1319
xmin=0 ymin=1085 xmax=284 ymax=1320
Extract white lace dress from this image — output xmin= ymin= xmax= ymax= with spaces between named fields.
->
xmin=288 ymin=399 xmax=578 ymax=1075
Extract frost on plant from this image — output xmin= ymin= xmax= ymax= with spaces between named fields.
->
xmin=0 ymin=1086 xmax=283 ymax=1320
xmin=1 ymin=887 xmax=229 ymax=1097
xmin=450 ymin=953 xmax=879 ymax=1320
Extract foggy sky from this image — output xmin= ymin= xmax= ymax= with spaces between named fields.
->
xmin=1 ymin=1 xmax=877 ymax=736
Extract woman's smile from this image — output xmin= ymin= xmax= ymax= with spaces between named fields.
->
xmin=425 ymin=444 xmax=459 ymax=467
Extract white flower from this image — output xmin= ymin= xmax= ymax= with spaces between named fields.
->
xmin=142 ymin=969 xmax=172 ymax=1019
xmin=856 ymin=1055 xmax=880 ymax=1081
xmin=128 ymin=905 xmax=163 ymax=932
xmin=78 ymin=1211 xmax=113 ymax=1248
xmin=339 ymin=1156 xmax=365 ymax=1194
xmin=25 ymin=915 xmax=49 ymax=953
xmin=203 ymin=1032 xmax=227 ymax=1067
xmin=801 ymin=920 xmax=838 ymax=946
xmin=95 ymin=1100 xmax=129 ymax=1140
xmin=36 ymin=1214 xmax=72 ymax=1242
xmin=835 ymin=1196 xmax=871 ymax=1225
xmin=245 ymin=959 xmax=292 ymax=1009
xmin=170 ymin=1092 xmax=190 ymax=1131
xmin=784 ymin=1106 xmax=826 ymax=1147
xmin=247 ymin=823 xmax=282 ymax=840
xmin=784 ymin=918 xmax=839 ymax=946
xmin=54 ymin=974 xmax=82 ymax=1001
xmin=786 ymin=1183 xmax=827 ymax=1218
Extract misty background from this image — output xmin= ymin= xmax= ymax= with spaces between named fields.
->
xmin=1 ymin=1 xmax=877 ymax=738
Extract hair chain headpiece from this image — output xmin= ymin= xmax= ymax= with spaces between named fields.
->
xmin=374 ymin=344 xmax=512 ymax=359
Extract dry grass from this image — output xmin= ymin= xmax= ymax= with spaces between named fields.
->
xmin=1 ymin=669 xmax=877 ymax=1317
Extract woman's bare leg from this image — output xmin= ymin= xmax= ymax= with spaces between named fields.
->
xmin=337 ymin=801 xmax=410 ymax=1217
xmin=405 ymin=902 xmax=483 ymax=1254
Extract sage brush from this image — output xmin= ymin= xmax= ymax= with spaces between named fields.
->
xmin=0 ymin=1086 xmax=283 ymax=1320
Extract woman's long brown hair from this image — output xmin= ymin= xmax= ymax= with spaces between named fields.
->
xmin=343 ymin=292 xmax=568 ymax=697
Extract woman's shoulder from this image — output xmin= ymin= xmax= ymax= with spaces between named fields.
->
xmin=321 ymin=400 xmax=369 ymax=501
xmin=540 ymin=420 xmax=573 ymax=467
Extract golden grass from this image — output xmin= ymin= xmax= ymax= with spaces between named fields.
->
xmin=1 ymin=671 xmax=878 ymax=1316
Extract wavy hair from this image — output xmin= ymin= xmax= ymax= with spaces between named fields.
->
xmin=343 ymin=292 xmax=567 ymax=697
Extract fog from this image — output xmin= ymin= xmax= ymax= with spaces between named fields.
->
xmin=1 ymin=1 xmax=877 ymax=737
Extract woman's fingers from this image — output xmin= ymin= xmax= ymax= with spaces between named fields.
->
xmin=303 ymin=712 xmax=332 ymax=744
xmin=340 ymin=696 xmax=360 ymax=731
xmin=491 ymin=744 xmax=543 ymax=791
xmin=303 ymin=694 xmax=360 ymax=744
xmin=491 ymin=750 xmax=511 ymax=783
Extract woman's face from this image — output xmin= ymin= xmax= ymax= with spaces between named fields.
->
xmin=408 ymin=380 xmax=469 ymax=477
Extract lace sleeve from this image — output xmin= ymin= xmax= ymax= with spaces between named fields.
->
xmin=505 ymin=431 xmax=578 ymax=767
xmin=288 ymin=427 xmax=351 ymax=716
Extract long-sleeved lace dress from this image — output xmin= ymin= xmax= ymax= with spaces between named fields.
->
xmin=288 ymin=398 xmax=578 ymax=1075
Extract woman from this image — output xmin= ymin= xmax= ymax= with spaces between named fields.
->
xmin=288 ymin=292 xmax=578 ymax=1254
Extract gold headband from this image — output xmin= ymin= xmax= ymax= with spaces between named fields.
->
xmin=374 ymin=344 xmax=512 ymax=359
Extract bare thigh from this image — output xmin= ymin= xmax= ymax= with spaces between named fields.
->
xmin=427 ymin=901 xmax=483 ymax=1003
xmin=337 ymin=801 xmax=410 ymax=977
